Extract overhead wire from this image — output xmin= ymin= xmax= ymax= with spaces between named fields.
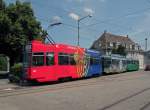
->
xmin=85 ymin=7 xmax=150 ymax=27
xmin=30 ymin=0 xmax=125 ymax=34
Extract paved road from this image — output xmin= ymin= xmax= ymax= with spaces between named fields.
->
xmin=0 ymin=70 xmax=150 ymax=110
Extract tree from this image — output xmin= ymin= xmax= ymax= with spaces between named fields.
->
xmin=112 ymin=47 xmax=117 ymax=54
xmin=112 ymin=45 xmax=127 ymax=56
xmin=0 ymin=0 xmax=6 ymax=10
xmin=0 ymin=0 xmax=45 ymax=66
xmin=117 ymin=45 xmax=127 ymax=56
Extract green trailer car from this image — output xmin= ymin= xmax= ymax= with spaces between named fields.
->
xmin=126 ymin=59 xmax=139 ymax=71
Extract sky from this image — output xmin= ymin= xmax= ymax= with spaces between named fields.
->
xmin=6 ymin=0 xmax=150 ymax=50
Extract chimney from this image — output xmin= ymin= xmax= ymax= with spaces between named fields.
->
xmin=127 ymin=35 xmax=128 ymax=38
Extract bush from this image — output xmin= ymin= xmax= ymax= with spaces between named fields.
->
xmin=0 ymin=56 xmax=7 ymax=71
xmin=10 ymin=63 xmax=23 ymax=80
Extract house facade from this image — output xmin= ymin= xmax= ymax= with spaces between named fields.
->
xmin=144 ymin=51 xmax=150 ymax=67
xmin=91 ymin=31 xmax=144 ymax=69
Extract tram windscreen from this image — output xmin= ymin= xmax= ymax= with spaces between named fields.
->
xmin=32 ymin=53 xmax=44 ymax=66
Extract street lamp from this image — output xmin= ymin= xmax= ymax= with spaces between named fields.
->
xmin=77 ymin=15 xmax=92 ymax=46
xmin=46 ymin=22 xmax=62 ymax=44
xmin=47 ymin=22 xmax=62 ymax=30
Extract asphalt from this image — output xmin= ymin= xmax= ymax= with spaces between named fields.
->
xmin=0 ymin=70 xmax=149 ymax=110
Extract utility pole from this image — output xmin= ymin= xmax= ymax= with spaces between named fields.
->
xmin=77 ymin=20 xmax=80 ymax=46
xmin=145 ymin=38 xmax=148 ymax=51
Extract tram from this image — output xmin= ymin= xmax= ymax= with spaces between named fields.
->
xmin=21 ymin=40 xmax=103 ymax=82
xmin=102 ymin=54 xmax=126 ymax=74
xmin=126 ymin=59 xmax=139 ymax=71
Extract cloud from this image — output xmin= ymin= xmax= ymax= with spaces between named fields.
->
xmin=83 ymin=7 xmax=94 ymax=15
xmin=52 ymin=16 xmax=62 ymax=22
xmin=69 ymin=13 xmax=79 ymax=21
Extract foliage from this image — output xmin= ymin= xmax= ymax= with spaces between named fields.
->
xmin=112 ymin=45 xmax=127 ymax=56
xmin=10 ymin=63 xmax=23 ymax=78
xmin=0 ymin=0 xmax=46 ymax=66
xmin=0 ymin=56 xmax=7 ymax=71
xmin=0 ymin=0 xmax=6 ymax=10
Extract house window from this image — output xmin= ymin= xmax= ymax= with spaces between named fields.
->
xmin=107 ymin=42 xmax=110 ymax=47
xmin=124 ymin=44 xmax=127 ymax=49
xmin=99 ymin=43 xmax=101 ymax=47
xmin=117 ymin=42 xmax=120 ymax=46
xmin=132 ymin=45 xmax=135 ymax=50
xmin=110 ymin=42 xmax=113 ymax=47
xmin=130 ymin=45 xmax=132 ymax=50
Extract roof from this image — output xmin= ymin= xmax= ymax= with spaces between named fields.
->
xmin=97 ymin=32 xmax=135 ymax=45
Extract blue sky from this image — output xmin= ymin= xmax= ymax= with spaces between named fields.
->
xmin=6 ymin=0 xmax=150 ymax=50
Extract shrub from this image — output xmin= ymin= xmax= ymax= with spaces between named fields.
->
xmin=10 ymin=63 xmax=23 ymax=79
xmin=0 ymin=56 xmax=7 ymax=71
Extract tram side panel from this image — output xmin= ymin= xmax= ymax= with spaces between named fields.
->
xmin=86 ymin=50 xmax=103 ymax=77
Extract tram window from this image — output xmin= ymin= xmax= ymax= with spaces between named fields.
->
xmin=137 ymin=61 xmax=139 ymax=65
xmin=32 ymin=53 xmax=44 ymax=66
xmin=93 ymin=58 xmax=100 ymax=65
xmin=135 ymin=61 xmax=139 ymax=65
xmin=127 ymin=60 xmax=131 ymax=64
xmin=132 ymin=60 xmax=135 ymax=64
xmin=123 ymin=60 xmax=127 ymax=65
xmin=69 ymin=54 xmax=76 ymax=65
xmin=112 ymin=59 xmax=119 ymax=65
xmin=58 ymin=53 xmax=69 ymax=65
xmin=103 ymin=58 xmax=111 ymax=67
xmin=134 ymin=61 xmax=136 ymax=64
xmin=90 ymin=57 xmax=93 ymax=65
xmin=46 ymin=53 xmax=54 ymax=65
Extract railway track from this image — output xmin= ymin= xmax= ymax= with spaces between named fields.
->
xmin=98 ymin=87 xmax=150 ymax=110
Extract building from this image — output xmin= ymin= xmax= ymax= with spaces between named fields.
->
xmin=91 ymin=31 xmax=144 ymax=69
xmin=144 ymin=51 xmax=150 ymax=67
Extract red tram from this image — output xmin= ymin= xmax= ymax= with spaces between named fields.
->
xmin=24 ymin=40 xmax=89 ymax=82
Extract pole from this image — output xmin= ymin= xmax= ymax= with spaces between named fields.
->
xmin=77 ymin=20 xmax=80 ymax=46
xmin=145 ymin=38 xmax=147 ymax=51
xmin=76 ymin=15 xmax=92 ymax=46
